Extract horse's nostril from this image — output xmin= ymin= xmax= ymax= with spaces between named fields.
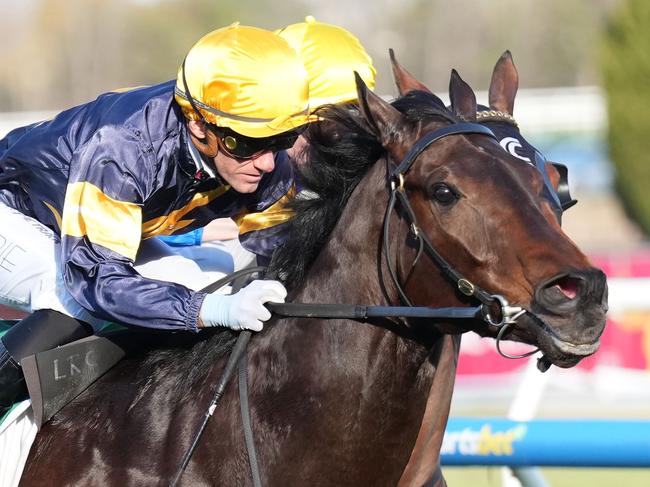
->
xmin=536 ymin=274 xmax=584 ymax=311
xmin=537 ymin=269 xmax=607 ymax=313
xmin=553 ymin=276 xmax=581 ymax=300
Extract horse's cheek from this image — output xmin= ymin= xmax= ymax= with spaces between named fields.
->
xmin=440 ymin=204 xmax=494 ymax=264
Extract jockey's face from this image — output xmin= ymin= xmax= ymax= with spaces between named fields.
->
xmin=213 ymin=149 xmax=275 ymax=193
xmin=188 ymin=120 xmax=299 ymax=193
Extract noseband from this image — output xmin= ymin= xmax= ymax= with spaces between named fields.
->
xmin=382 ymin=122 xmax=535 ymax=359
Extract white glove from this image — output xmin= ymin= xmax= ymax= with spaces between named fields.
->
xmin=199 ymin=279 xmax=287 ymax=332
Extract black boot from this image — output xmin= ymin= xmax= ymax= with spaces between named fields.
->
xmin=0 ymin=340 xmax=27 ymax=418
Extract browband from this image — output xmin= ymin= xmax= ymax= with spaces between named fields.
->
xmin=391 ymin=123 xmax=496 ymax=178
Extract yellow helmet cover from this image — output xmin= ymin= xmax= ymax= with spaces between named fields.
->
xmin=277 ymin=16 xmax=376 ymax=109
xmin=175 ymin=23 xmax=310 ymax=138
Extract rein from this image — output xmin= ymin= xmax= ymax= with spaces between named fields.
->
xmin=170 ymin=265 xmax=495 ymax=486
xmin=171 ymin=267 xmax=265 ymax=487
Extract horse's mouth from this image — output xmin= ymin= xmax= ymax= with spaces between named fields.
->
xmin=514 ymin=310 xmax=604 ymax=368
xmin=541 ymin=334 xmax=600 ymax=368
xmin=548 ymin=334 xmax=600 ymax=356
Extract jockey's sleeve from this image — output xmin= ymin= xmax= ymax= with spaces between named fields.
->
xmin=60 ymin=127 xmax=204 ymax=332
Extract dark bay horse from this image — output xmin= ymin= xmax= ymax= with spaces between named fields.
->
xmin=21 ymin=71 xmax=607 ymax=486
xmin=391 ymin=50 xmax=584 ymax=485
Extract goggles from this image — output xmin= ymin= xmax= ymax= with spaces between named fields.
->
xmin=211 ymin=125 xmax=302 ymax=160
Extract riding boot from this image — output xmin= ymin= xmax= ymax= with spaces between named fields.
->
xmin=0 ymin=341 xmax=27 ymax=418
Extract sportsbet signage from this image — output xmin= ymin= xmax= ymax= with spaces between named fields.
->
xmin=441 ymin=421 xmax=527 ymax=459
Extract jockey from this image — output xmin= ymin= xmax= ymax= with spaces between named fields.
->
xmin=0 ymin=24 xmax=311 ymax=415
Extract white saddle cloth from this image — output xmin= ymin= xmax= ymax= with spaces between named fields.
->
xmin=0 ymin=401 xmax=37 ymax=487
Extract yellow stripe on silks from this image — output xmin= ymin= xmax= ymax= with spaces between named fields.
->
xmin=109 ymin=85 xmax=147 ymax=93
xmin=234 ymin=186 xmax=296 ymax=235
xmin=61 ymin=182 xmax=142 ymax=260
xmin=141 ymin=185 xmax=231 ymax=238
xmin=143 ymin=217 xmax=196 ymax=238
xmin=43 ymin=201 xmax=62 ymax=231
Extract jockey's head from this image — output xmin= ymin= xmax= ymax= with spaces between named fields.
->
xmin=175 ymin=23 xmax=311 ymax=192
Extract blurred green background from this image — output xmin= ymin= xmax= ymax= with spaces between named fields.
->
xmin=0 ymin=0 xmax=618 ymax=111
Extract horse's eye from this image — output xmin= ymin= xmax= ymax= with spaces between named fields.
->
xmin=430 ymin=183 xmax=458 ymax=205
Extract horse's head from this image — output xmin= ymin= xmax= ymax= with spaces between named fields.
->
xmin=355 ymin=64 xmax=607 ymax=369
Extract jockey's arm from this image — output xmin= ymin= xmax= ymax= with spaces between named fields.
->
xmin=60 ymin=129 xmax=205 ymax=332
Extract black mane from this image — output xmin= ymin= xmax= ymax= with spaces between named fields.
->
xmin=268 ymin=91 xmax=457 ymax=286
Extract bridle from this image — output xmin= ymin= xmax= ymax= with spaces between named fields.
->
xmin=382 ymin=121 xmax=533 ymax=358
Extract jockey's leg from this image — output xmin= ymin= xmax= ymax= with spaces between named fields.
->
xmin=2 ymin=309 xmax=93 ymax=361
xmin=0 ymin=309 xmax=93 ymax=415
xmin=0 ymin=341 xmax=24 ymax=416
xmin=0 ymin=203 xmax=100 ymax=415
xmin=0 ymin=203 xmax=101 ymax=325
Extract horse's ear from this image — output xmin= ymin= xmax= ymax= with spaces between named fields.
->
xmin=488 ymin=50 xmax=518 ymax=115
xmin=389 ymin=48 xmax=432 ymax=96
xmin=355 ymin=71 xmax=404 ymax=146
xmin=449 ymin=69 xmax=477 ymax=120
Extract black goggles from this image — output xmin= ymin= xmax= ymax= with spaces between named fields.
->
xmin=211 ymin=126 xmax=302 ymax=160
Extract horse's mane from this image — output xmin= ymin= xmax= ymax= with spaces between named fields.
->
xmin=268 ymin=91 xmax=458 ymax=286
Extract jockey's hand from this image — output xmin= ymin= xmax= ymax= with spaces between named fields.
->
xmin=199 ymin=280 xmax=287 ymax=332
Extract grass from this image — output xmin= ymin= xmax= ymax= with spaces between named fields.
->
xmin=444 ymin=466 xmax=650 ymax=486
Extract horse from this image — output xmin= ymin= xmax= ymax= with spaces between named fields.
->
xmin=391 ymin=50 xmax=580 ymax=485
xmin=21 ymin=69 xmax=607 ymax=486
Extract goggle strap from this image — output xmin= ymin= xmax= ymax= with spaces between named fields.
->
xmin=176 ymin=83 xmax=308 ymax=124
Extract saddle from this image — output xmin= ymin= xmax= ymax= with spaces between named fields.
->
xmin=0 ymin=320 xmax=129 ymax=428
xmin=22 ymin=330 xmax=127 ymax=427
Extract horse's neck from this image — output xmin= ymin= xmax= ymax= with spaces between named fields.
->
xmin=244 ymin=162 xmax=452 ymax=484
xmin=258 ymin=159 xmax=434 ymax=394
xmin=296 ymin=160 xmax=391 ymax=305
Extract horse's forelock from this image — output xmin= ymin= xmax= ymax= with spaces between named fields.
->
xmin=391 ymin=91 xmax=458 ymax=124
